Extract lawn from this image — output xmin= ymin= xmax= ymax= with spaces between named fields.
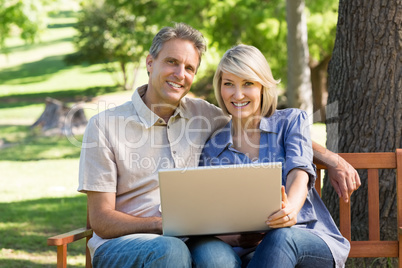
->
xmin=0 ymin=8 xmax=110 ymax=268
xmin=0 ymin=6 xmax=327 ymax=268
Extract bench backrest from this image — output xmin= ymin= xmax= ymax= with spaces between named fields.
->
xmin=314 ymin=149 xmax=402 ymax=259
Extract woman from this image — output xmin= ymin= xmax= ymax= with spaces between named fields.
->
xmin=200 ymin=44 xmax=350 ymax=267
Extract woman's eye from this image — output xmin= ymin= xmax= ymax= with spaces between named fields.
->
xmin=245 ymin=82 xmax=254 ymax=86
xmin=223 ymin=82 xmax=232 ymax=86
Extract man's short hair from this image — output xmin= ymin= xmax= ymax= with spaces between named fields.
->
xmin=149 ymin=22 xmax=206 ymax=69
xmin=213 ymin=44 xmax=280 ymax=117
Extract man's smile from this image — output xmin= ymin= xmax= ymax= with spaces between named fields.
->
xmin=167 ymin=81 xmax=183 ymax=88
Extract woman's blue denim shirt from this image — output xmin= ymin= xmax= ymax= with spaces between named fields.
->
xmin=199 ymin=108 xmax=350 ymax=268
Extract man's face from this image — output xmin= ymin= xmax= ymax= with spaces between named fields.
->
xmin=146 ymin=38 xmax=200 ymax=109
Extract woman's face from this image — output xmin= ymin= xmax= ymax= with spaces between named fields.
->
xmin=221 ymin=72 xmax=263 ymax=121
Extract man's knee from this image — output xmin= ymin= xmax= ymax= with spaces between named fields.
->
xmin=146 ymin=236 xmax=192 ymax=267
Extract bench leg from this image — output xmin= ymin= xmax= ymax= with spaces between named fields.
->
xmin=56 ymin=244 xmax=67 ymax=268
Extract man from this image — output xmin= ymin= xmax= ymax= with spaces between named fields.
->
xmin=78 ymin=22 xmax=360 ymax=267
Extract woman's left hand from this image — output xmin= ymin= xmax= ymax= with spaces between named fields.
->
xmin=266 ymin=186 xmax=297 ymax=228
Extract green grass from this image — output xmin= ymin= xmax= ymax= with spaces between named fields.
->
xmin=0 ymin=7 xmax=102 ymax=267
xmin=0 ymin=158 xmax=88 ymax=267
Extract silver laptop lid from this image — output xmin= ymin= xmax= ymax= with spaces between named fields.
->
xmin=158 ymin=162 xmax=282 ymax=236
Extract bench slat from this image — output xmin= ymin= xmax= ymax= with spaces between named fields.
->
xmin=368 ymin=169 xmax=380 ymax=241
xmin=339 ymin=198 xmax=351 ymax=241
xmin=350 ymin=241 xmax=399 ymax=258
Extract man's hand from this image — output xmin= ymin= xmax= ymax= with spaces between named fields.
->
xmin=312 ymin=141 xmax=361 ymax=203
xmin=327 ymin=155 xmax=361 ymax=203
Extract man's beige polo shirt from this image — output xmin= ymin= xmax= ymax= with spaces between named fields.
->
xmin=78 ymin=84 xmax=229 ymax=256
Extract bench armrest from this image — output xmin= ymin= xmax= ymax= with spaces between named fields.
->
xmin=47 ymin=227 xmax=93 ymax=246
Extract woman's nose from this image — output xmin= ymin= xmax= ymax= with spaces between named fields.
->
xmin=233 ymin=87 xmax=244 ymax=99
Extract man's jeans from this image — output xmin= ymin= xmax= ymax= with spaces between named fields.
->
xmin=92 ymin=234 xmax=241 ymax=268
xmin=244 ymin=228 xmax=335 ymax=268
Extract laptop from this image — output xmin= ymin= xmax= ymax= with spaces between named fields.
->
xmin=158 ymin=162 xmax=282 ymax=237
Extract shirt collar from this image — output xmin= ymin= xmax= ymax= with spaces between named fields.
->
xmin=207 ymin=121 xmax=233 ymax=156
xmin=208 ymin=112 xmax=280 ymax=157
xmin=132 ymin=84 xmax=191 ymax=128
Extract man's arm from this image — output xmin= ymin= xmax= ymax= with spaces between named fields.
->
xmin=87 ymin=191 xmax=162 ymax=239
xmin=312 ymin=141 xmax=361 ymax=203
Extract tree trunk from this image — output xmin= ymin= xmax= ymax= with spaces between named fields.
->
xmin=286 ymin=0 xmax=313 ymax=117
xmin=31 ymin=97 xmax=88 ymax=136
xmin=324 ymin=0 xmax=402 ymax=266
xmin=310 ymin=55 xmax=331 ymax=122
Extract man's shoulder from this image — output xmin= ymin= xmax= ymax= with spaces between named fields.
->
xmin=87 ymin=100 xmax=136 ymax=127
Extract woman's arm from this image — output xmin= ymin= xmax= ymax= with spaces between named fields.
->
xmin=266 ymin=169 xmax=308 ymax=228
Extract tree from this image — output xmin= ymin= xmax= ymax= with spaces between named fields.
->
xmin=0 ymin=0 xmax=47 ymax=51
xmin=306 ymin=0 xmax=338 ymax=121
xmin=66 ymin=0 xmax=155 ymax=90
xmin=31 ymin=97 xmax=87 ymax=136
xmin=286 ymin=0 xmax=313 ymax=116
xmin=95 ymin=0 xmax=339 ymax=108
xmin=323 ymin=0 xmax=402 ymax=266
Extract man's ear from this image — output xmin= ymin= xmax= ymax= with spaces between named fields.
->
xmin=146 ymin=54 xmax=153 ymax=73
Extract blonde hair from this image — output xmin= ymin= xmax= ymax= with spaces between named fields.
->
xmin=213 ymin=44 xmax=280 ymax=117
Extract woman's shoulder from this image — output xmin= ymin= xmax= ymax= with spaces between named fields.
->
xmin=272 ymin=108 xmax=308 ymax=119
xmin=261 ymin=108 xmax=308 ymax=130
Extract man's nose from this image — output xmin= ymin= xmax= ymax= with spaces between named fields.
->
xmin=174 ymin=65 xmax=185 ymax=80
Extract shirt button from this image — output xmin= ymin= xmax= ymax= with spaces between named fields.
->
xmin=158 ymin=119 xmax=163 ymax=123
xmin=173 ymin=151 xmax=176 ymax=154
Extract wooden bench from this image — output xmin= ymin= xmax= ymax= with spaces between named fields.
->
xmin=47 ymin=149 xmax=402 ymax=268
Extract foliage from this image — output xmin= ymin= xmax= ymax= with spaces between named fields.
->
xmin=306 ymin=0 xmax=338 ymax=63
xmin=74 ymin=0 xmax=338 ymax=100
xmin=0 ymin=0 xmax=51 ymax=51
xmin=66 ymin=0 xmax=156 ymax=90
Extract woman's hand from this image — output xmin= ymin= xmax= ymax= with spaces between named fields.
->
xmin=266 ymin=169 xmax=309 ymax=228
xmin=266 ymin=186 xmax=297 ymax=228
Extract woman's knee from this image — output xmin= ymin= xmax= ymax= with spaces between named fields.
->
xmin=188 ymin=237 xmax=241 ymax=268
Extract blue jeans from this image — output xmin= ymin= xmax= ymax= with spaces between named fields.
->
xmin=92 ymin=234 xmax=241 ymax=268
xmin=243 ymin=228 xmax=335 ymax=268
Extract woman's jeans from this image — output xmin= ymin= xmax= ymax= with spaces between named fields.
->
xmin=92 ymin=234 xmax=241 ymax=268
xmin=243 ymin=228 xmax=335 ymax=268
